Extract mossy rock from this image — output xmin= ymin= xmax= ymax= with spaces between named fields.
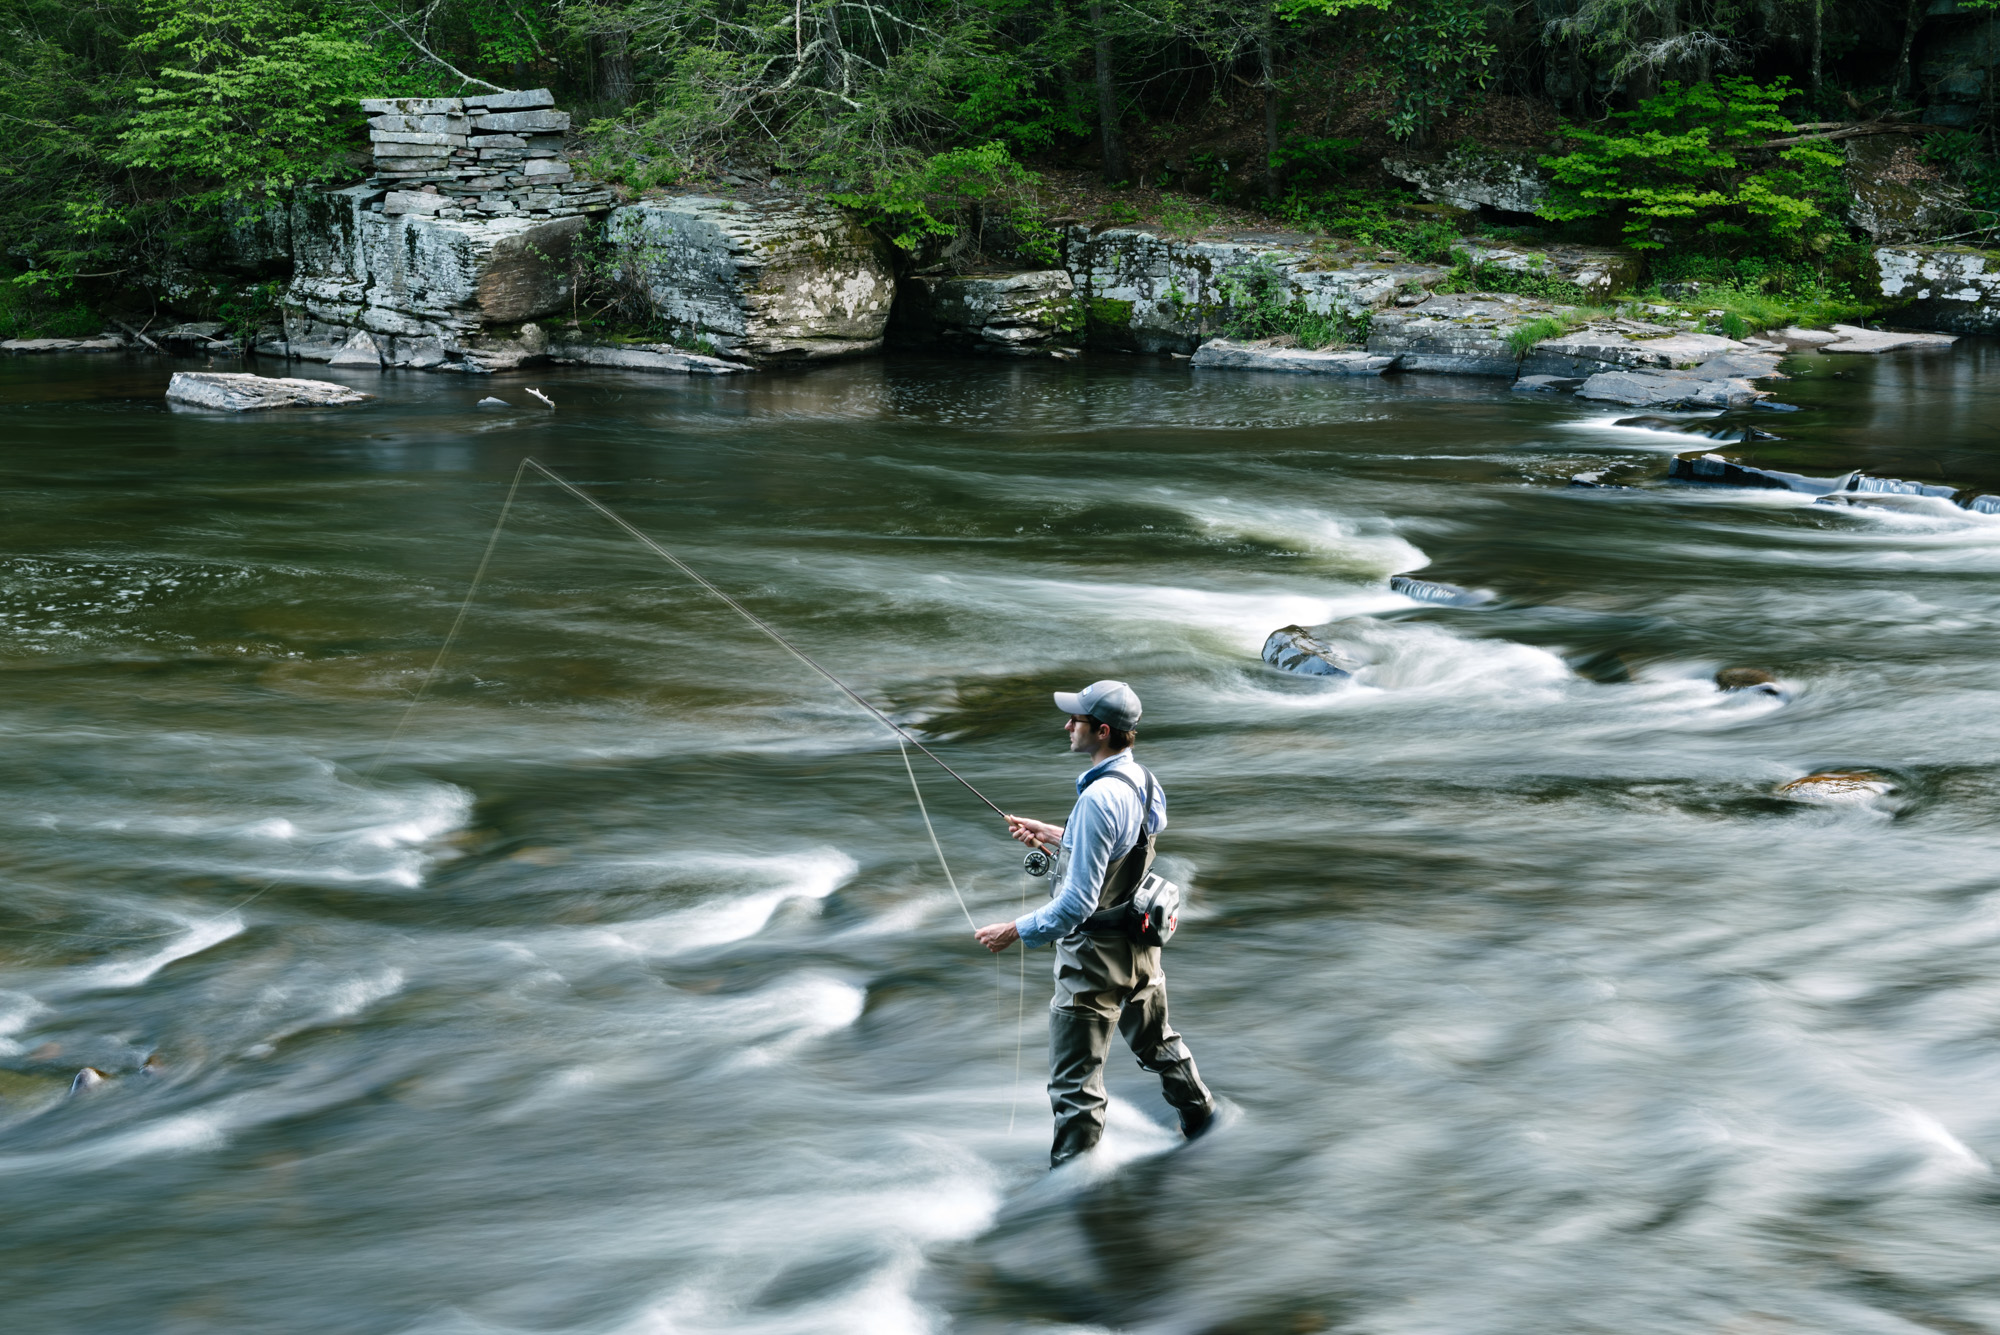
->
xmin=1087 ymin=297 xmax=1135 ymax=329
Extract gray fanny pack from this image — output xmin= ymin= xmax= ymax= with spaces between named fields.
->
xmin=1078 ymin=768 xmax=1182 ymax=948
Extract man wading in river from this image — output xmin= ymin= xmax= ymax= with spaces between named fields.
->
xmin=974 ymin=681 xmax=1217 ymax=1166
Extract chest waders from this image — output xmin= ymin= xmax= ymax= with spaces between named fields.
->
xmin=1046 ymin=765 xmax=1215 ymax=1167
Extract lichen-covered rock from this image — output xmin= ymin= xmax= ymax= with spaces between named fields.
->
xmin=1874 ymin=245 xmax=2000 ymax=333
xmin=895 ymin=270 xmax=1079 ymax=354
xmin=1845 ymin=136 xmax=1966 ymax=243
xmin=1384 ymin=145 xmax=1551 ymax=215
xmin=607 ymin=196 xmax=895 ymax=363
xmin=1366 ymin=293 xmax=1557 ymax=376
xmin=1065 ymin=227 xmax=1444 ymax=355
xmin=3 ymin=336 xmax=128 ymax=354
xmin=1521 ymin=324 xmax=1761 ymax=379
xmin=1450 ymin=243 xmax=1642 ymax=302
xmin=1189 ymin=338 xmax=1394 ymax=373
xmin=284 ymin=185 xmax=594 ymax=372
xmin=165 ymin=372 xmax=372 ymax=411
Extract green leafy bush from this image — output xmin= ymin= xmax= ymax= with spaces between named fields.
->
xmin=1213 ymin=258 xmax=1368 ymax=348
xmin=1642 ymin=253 xmax=1871 ymax=331
xmin=1539 ymin=76 xmax=1842 ymax=254
xmin=1277 ymin=187 xmax=1462 ymax=262
xmin=1435 ymin=250 xmax=1589 ymax=303
xmin=832 ymin=142 xmax=1055 ymax=263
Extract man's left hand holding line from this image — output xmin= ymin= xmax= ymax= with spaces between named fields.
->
xmin=974 ymin=815 xmax=1061 ymax=952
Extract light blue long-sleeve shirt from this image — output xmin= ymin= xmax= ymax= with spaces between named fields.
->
xmin=1014 ymin=750 xmax=1167 ymax=948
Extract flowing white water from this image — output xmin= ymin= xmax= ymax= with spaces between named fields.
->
xmin=3 ymin=343 xmax=2000 ymax=1333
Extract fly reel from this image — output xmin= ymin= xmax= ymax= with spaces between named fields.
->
xmin=1023 ymin=847 xmax=1055 ymax=877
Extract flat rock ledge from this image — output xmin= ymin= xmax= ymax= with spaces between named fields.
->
xmin=3 ymin=335 xmax=129 ymax=354
xmin=1191 ymin=338 xmax=1396 ymax=374
xmin=166 ymin=371 xmax=373 ymax=411
xmin=548 ymin=340 xmax=746 ymax=374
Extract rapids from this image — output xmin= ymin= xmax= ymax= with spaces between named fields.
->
xmin=3 ymin=344 xmax=2000 ymax=1333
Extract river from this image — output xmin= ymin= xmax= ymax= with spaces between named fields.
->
xmin=4 ymin=343 xmax=2000 ymax=1334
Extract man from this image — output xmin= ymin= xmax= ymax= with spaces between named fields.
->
xmin=974 ymin=680 xmax=1217 ymax=1167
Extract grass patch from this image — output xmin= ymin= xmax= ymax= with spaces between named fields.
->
xmin=1437 ymin=250 xmax=1592 ymax=304
xmin=1504 ymin=306 xmax=1614 ymax=357
xmin=1641 ymin=253 xmax=1873 ymax=334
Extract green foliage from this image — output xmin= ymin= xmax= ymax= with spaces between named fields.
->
xmin=1435 ymin=250 xmax=1590 ymax=304
xmin=1505 ymin=314 xmax=1575 ymax=357
xmin=1270 ymin=134 xmax=1364 ymax=187
xmin=118 ymin=0 xmax=381 ymax=199
xmin=1923 ymin=130 xmax=2000 ymax=238
xmin=831 ymin=143 xmax=1055 ymax=263
xmin=1539 ymin=76 xmax=1843 ymax=253
xmin=1642 ymin=253 xmax=1873 ymax=331
xmin=1156 ymin=196 xmax=1221 ymax=237
xmin=0 ymin=284 xmax=101 ymax=339
xmin=1277 ymin=187 xmax=1463 ymax=262
xmin=1212 ymin=258 xmax=1368 ymax=348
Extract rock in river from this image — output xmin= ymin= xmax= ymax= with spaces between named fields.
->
xmin=166 ymin=372 xmax=373 ymax=411
xmin=1776 ymin=769 xmax=1897 ymax=806
xmin=1190 ymin=338 xmax=1395 ymax=374
xmin=1390 ymin=574 xmax=1495 ymax=607
xmin=1715 ymin=667 xmax=1785 ymax=697
xmin=1262 ymin=625 xmax=1361 ymax=678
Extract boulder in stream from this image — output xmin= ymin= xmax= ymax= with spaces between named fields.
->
xmin=1776 ymin=769 xmax=1897 ymax=806
xmin=1715 ymin=667 xmax=1785 ymax=697
xmin=1390 ymin=574 xmax=1495 ymax=607
xmin=1818 ymin=323 xmax=1959 ymax=354
xmin=166 ymin=372 xmax=373 ymax=411
xmin=1578 ymin=370 xmax=1765 ymax=409
xmin=1262 ymin=625 xmax=1360 ymax=678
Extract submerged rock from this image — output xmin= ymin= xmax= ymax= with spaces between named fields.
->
xmin=1667 ymin=452 xmax=1829 ymax=493
xmin=69 ymin=1068 xmax=107 ymax=1096
xmin=166 ymin=371 xmax=373 ymax=411
xmin=1389 ymin=574 xmax=1495 ymax=607
xmin=1190 ymin=338 xmax=1395 ymax=374
xmin=1776 ymin=769 xmax=1897 ymax=806
xmin=1615 ymin=416 xmax=1782 ymax=443
xmin=1512 ymin=373 xmax=1583 ymax=392
xmin=1261 ymin=625 xmax=1359 ymax=678
xmin=1715 ymin=667 xmax=1784 ymax=697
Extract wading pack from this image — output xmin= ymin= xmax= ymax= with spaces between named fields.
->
xmin=1079 ymin=768 xmax=1181 ymax=948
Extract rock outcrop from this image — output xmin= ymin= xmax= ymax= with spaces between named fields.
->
xmin=1383 ymin=145 xmax=1551 ymax=216
xmin=3 ymin=335 xmax=129 ymax=354
xmin=893 ymin=270 xmax=1079 ymax=355
xmin=1064 ymin=227 xmax=1443 ymax=355
xmin=607 ymin=196 xmax=896 ymax=363
xmin=165 ymin=371 xmax=373 ymax=410
xmin=1366 ymin=293 xmax=1547 ymax=376
xmin=1874 ymin=246 xmax=2000 ymax=333
xmin=1845 ymin=135 xmax=1966 ymax=243
xmin=1189 ymin=338 xmax=1394 ymax=373
xmin=278 ymin=91 xmax=617 ymax=372
xmin=285 ymin=183 xmax=596 ymax=370
xmin=547 ymin=339 xmax=746 ymax=374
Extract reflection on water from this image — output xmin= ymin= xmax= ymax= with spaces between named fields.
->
xmin=4 ymin=344 xmax=2000 ymax=1333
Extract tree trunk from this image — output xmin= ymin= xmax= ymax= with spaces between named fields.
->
xmin=1893 ymin=0 xmax=1924 ymax=101
xmin=1260 ymin=24 xmax=1280 ymax=202
xmin=1088 ymin=1 xmax=1128 ymax=183
xmin=595 ymin=30 xmax=635 ymax=108
xmin=1810 ymin=0 xmax=1823 ymax=104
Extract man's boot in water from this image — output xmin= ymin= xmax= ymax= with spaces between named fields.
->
xmin=1048 ymin=1008 xmax=1114 ymax=1167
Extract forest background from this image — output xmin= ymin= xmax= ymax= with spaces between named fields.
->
xmin=2 ymin=0 xmax=1997 ymax=336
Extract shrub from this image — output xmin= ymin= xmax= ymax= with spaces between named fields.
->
xmin=831 ymin=142 xmax=1055 ymax=265
xmin=1538 ymin=76 xmax=1843 ymax=254
xmin=1213 ymin=258 xmax=1369 ymax=348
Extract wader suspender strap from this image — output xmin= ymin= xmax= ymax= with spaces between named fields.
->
xmin=1079 ymin=768 xmax=1158 ymax=930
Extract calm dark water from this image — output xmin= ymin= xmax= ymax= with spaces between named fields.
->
xmin=4 ymin=342 xmax=2000 ymax=1335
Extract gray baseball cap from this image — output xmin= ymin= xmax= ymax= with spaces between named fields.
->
xmin=1054 ymin=679 xmax=1142 ymax=730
